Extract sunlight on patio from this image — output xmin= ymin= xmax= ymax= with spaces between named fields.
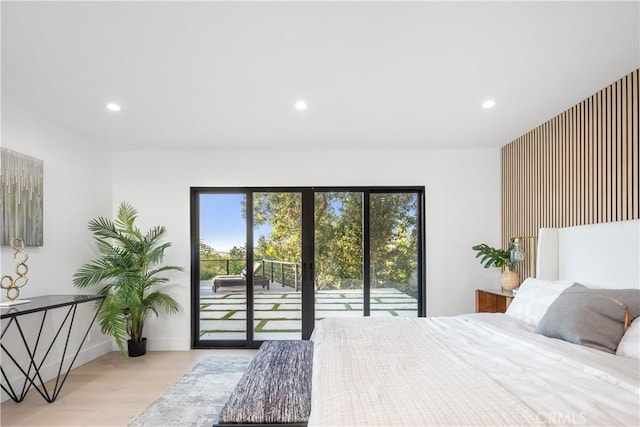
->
xmin=199 ymin=281 xmax=418 ymax=340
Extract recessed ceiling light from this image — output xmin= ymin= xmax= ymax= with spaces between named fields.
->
xmin=295 ymin=100 xmax=308 ymax=111
xmin=482 ymin=99 xmax=496 ymax=109
xmin=106 ymin=102 xmax=122 ymax=112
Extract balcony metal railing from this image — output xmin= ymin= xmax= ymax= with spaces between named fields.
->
xmin=200 ymin=258 xmax=245 ymax=277
xmin=262 ymin=259 xmax=301 ymax=291
xmin=200 ymin=258 xmax=302 ymax=291
xmin=201 ymin=258 xmax=417 ymax=297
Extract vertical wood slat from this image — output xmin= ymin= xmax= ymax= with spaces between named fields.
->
xmin=579 ymin=100 xmax=586 ymax=225
xmin=622 ymin=76 xmax=628 ymax=219
xmin=631 ymin=70 xmax=640 ymax=218
xmin=612 ymin=83 xmax=616 ymax=221
xmin=573 ymin=103 xmax=579 ymax=223
xmin=591 ymin=91 xmax=595 ymax=223
xmin=607 ymin=81 xmax=612 ymax=220
xmin=615 ymin=80 xmax=622 ymax=221
xmin=596 ymin=89 xmax=603 ymax=224
xmin=587 ymin=94 xmax=592 ymax=223
xmin=563 ymin=111 xmax=569 ymax=226
xmin=633 ymin=71 xmax=636 ymax=218
xmin=502 ymin=69 xmax=639 ymax=273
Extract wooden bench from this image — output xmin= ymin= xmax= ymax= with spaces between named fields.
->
xmin=216 ymin=340 xmax=313 ymax=427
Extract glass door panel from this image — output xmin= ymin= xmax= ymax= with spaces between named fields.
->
xmin=192 ymin=186 xmax=424 ymax=347
xmin=198 ymin=193 xmax=247 ymax=341
xmin=314 ymin=192 xmax=364 ymax=325
xmin=252 ymin=192 xmax=303 ymax=340
xmin=370 ymin=193 xmax=419 ymax=317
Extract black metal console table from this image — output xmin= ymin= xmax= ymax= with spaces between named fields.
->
xmin=1 ymin=294 xmax=104 ymax=403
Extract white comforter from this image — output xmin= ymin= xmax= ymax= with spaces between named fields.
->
xmin=309 ymin=314 xmax=639 ymax=426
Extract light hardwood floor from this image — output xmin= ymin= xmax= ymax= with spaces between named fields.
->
xmin=1 ymin=349 xmax=256 ymax=427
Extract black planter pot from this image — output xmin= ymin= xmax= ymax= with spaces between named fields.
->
xmin=127 ymin=337 xmax=147 ymax=357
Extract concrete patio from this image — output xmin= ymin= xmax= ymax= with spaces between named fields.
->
xmin=198 ymin=280 xmax=417 ymax=340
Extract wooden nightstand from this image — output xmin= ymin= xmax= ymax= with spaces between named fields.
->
xmin=475 ymin=289 xmax=515 ymax=313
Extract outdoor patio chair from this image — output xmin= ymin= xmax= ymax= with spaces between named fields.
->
xmin=212 ymin=262 xmax=270 ymax=292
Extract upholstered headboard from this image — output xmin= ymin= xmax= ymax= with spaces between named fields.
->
xmin=536 ymin=220 xmax=640 ymax=289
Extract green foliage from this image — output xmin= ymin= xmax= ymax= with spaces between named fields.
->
xmin=199 ymin=241 xmax=246 ymax=280
xmin=247 ymin=192 xmax=419 ymax=298
xmin=471 ymin=243 xmax=518 ymax=271
xmin=314 ymin=192 xmax=364 ymax=288
xmin=199 ymin=240 xmax=220 ymax=279
xmin=73 ymin=202 xmax=182 ymax=355
xmin=254 ymin=192 xmax=302 ymax=264
xmin=370 ymin=194 xmax=419 ymax=298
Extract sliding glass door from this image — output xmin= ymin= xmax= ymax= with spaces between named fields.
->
xmin=196 ymin=193 xmax=248 ymax=344
xmin=369 ymin=192 xmax=419 ymax=317
xmin=314 ymin=192 xmax=364 ymax=323
xmin=191 ymin=187 xmax=425 ymax=348
xmin=252 ymin=192 xmax=302 ymax=341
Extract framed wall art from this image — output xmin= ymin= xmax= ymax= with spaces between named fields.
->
xmin=1 ymin=148 xmax=44 ymax=246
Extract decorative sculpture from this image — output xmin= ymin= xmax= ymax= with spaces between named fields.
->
xmin=1 ymin=238 xmax=30 ymax=304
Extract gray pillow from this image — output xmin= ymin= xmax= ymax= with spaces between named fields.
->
xmin=535 ymin=283 xmax=640 ymax=354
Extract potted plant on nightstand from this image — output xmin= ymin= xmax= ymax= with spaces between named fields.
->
xmin=471 ymin=242 xmax=520 ymax=290
xmin=73 ymin=202 xmax=182 ymax=357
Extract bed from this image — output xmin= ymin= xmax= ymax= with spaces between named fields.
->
xmin=309 ymin=220 xmax=640 ymax=426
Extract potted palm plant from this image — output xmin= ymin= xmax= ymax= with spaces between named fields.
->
xmin=73 ymin=202 xmax=182 ymax=357
xmin=471 ymin=242 xmax=520 ymax=290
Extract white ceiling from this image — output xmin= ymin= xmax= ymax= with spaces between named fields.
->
xmin=2 ymin=1 xmax=639 ymax=151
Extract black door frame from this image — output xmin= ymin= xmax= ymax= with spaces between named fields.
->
xmin=190 ymin=186 xmax=426 ymax=348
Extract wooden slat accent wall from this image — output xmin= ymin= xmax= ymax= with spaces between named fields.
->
xmin=502 ymin=69 xmax=639 ymax=279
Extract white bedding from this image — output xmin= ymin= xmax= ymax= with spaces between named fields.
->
xmin=309 ymin=315 xmax=640 ymax=426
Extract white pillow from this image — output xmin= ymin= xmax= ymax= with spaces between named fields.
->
xmin=505 ymin=278 xmax=574 ymax=327
xmin=616 ymin=318 xmax=640 ymax=359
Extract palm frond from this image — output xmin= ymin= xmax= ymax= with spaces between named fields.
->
xmin=73 ymin=201 xmax=183 ymax=355
xmin=115 ymin=202 xmax=144 ymax=241
xmin=97 ymin=295 xmax=129 ymax=354
xmin=147 ymin=241 xmax=171 ymax=264
xmin=88 ymin=216 xmax=119 ymax=238
xmin=144 ymin=291 xmax=181 ymax=315
xmin=144 ymin=225 xmax=167 ymax=246
xmin=148 ymin=265 xmax=184 ymax=277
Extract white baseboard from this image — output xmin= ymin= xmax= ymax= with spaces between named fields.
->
xmin=146 ymin=336 xmax=191 ymax=351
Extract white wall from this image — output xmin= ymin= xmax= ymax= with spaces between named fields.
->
xmin=113 ymin=148 xmax=502 ymax=351
xmin=1 ymin=100 xmax=113 ymax=402
xmin=0 ymin=97 xmax=503 ymax=370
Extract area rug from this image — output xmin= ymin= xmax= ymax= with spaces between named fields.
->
xmin=127 ymin=355 xmax=253 ymax=427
